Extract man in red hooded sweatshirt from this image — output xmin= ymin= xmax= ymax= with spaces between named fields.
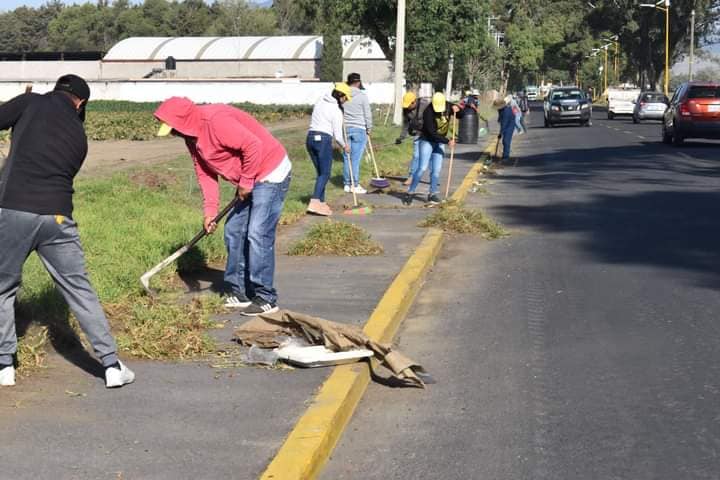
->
xmin=154 ymin=97 xmax=291 ymax=316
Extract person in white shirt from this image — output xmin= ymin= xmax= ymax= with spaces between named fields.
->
xmin=305 ymin=83 xmax=351 ymax=216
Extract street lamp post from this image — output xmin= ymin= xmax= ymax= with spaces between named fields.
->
xmin=640 ymin=0 xmax=670 ymax=96
xmin=689 ymin=9 xmax=697 ymax=80
xmin=603 ymin=35 xmax=620 ymax=84
xmin=392 ymin=0 xmax=406 ymax=126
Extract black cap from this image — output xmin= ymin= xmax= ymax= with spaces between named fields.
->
xmin=347 ymin=72 xmax=364 ymax=89
xmin=54 ymin=74 xmax=90 ymax=122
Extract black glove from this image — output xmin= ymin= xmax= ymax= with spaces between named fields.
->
xmin=497 ymin=134 xmax=502 ymax=139
xmin=395 ymin=138 xmax=402 ymax=145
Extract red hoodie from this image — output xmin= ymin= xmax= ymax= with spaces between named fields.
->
xmin=154 ymin=97 xmax=287 ymax=217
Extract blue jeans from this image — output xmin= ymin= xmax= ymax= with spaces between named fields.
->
xmin=224 ymin=173 xmax=291 ymax=304
xmin=343 ymin=127 xmax=367 ymax=186
xmin=408 ymin=140 xmax=445 ymax=195
xmin=501 ymin=128 xmax=514 ymax=159
xmin=306 ymin=131 xmax=333 ymax=202
xmin=407 ymin=138 xmax=421 ymax=177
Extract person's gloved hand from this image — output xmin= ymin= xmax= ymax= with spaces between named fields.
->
xmin=395 ymin=138 xmax=402 ymax=145
xmin=497 ymin=134 xmax=502 ymax=139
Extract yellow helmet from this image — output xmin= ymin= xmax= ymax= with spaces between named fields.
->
xmin=431 ymin=92 xmax=446 ymax=112
xmin=334 ymin=82 xmax=352 ymax=101
xmin=402 ymin=91 xmax=417 ymax=109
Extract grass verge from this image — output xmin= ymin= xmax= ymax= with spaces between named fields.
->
xmin=420 ymin=202 xmax=507 ymax=238
xmin=288 ymin=221 xmax=383 ymax=256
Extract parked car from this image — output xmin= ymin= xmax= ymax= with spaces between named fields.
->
xmin=632 ymin=92 xmax=668 ymax=123
xmin=526 ymin=86 xmax=539 ymax=101
xmin=662 ymin=82 xmax=720 ymax=145
xmin=543 ymin=87 xmax=592 ymax=127
xmin=607 ymin=87 xmax=641 ymax=119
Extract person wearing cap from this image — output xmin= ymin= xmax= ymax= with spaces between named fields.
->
xmin=494 ymin=97 xmax=516 ymax=160
xmin=342 ymin=73 xmax=372 ymax=194
xmin=403 ymin=92 xmax=462 ymax=206
xmin=306 ymin=82 xmax=352 ymax=216
xmin=154 ymin=97 xmax=291 ymax=316
xmin=0 ymin=74 xmax=135 ymax=388
xmin=395 ymin=91 xmax=428 ymax=186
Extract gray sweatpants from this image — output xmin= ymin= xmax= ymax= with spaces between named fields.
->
xmin=0 ymin=208 xmax=118 ymax=367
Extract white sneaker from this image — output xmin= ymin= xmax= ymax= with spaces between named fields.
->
xmin=224 ymin=295 xmax=252 ymax=308
xmin=0 ymin=365 xmax=15 ymax=387
xmin=352 ymin=185 xmax=367 ymax=194
xmin=343 ymin=185 xmax=351 ymax=193
xmin=105 ymin=361 xmax=135 ymax=388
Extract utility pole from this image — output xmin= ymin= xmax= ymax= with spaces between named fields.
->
xmin=392 ymin=0 xmax=406 ymax=126
xmin=445 ymin=54 xmax=454 ymax=98
xmin=689 ymin=9 xmax=695 ymax=81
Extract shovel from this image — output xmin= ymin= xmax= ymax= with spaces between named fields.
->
xmin=140 ymin=197 xmax=239 ymax=295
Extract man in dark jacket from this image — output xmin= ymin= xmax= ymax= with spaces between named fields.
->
xmin=0 ymin=75 xmax=134 ymax=388
xmin=396 ymin=91 xmax=429 ymax=186
xmin=495 ymin=97 xmax=516 ymax=160
xmin=403 ymin=92 xmax=461 ymax=205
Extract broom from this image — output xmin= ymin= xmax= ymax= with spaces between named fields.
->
xmin=367 ymin=137 xmax=390 ymax=189
xmin=343 ymin=125 xmax=372 ymax=215
xmin=444 ymin=113 xmax=458 ymax=198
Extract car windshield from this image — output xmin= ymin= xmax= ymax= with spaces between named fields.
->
xmin=552 ymin=90 xmax=583 ymax=100
xmin=688 ymin=86 xmax=720 ymax=99
xmin=643 ymin=93 xmax=667 ymax=103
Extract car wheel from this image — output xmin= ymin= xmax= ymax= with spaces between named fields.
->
xmin=672 ymin=132 xmax=684 ymax=146
xmin=661 ymin=125 xmax=672 ymax=144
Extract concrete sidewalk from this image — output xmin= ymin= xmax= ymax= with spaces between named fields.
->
xmin=0 ymin=140 xmax=488 ymax=480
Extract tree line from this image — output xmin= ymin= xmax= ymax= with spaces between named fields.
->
xmin=0 ymin=0 xmax=717 ymax=91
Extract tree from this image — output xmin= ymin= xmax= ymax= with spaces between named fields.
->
xmin=208 ymin=0 xmax=278 ymax=36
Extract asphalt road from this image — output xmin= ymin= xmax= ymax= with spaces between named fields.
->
xmin=322 ymin=108 xmax=720 ymax=479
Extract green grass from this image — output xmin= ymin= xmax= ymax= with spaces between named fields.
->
xmin=420 ymin=202 xmax=507 ymax=238
xmin=14 ymin=119 xmax=408 ymax=373
xmin=288 ymin=220 xmax=383 ymax=256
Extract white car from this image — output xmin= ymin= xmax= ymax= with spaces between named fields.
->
xmin=607 ymin=87 xmax=641 ymax=119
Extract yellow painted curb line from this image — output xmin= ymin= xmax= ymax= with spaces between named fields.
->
xmin=260 ymin=137 xmax=497 ymax=480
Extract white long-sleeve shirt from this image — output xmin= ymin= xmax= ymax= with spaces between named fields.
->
xmin=308 ymin=93 xmax=345 ymax=147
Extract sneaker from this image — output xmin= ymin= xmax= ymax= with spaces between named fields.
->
xmin=224 ymin=294 xmax=253 ymax=309
xmin=306 ymin=199 xmax=331 ymax=216
xmin=105 ymin=361 xmax=135 ymax=388
xmin=427 ymin=194 xmax=441 ymax=205
xmin=343 ymin=185 xmax=351 ymax=193
xmin=0 ymin=364 xmax=15 ymax=387
xmin=241 ymin=298 xmax=279 ymax=317
xmin=352 ymin=185 xmax=367 ymax=194
xmin=402 ymin=192 xmax=413 ymax=206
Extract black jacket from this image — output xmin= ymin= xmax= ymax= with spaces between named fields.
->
xmin=0 ymin=91 xmax=87 ymax=218
xmin=420 ymin=101 xmax=463 ymax=144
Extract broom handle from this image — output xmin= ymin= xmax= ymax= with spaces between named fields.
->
xmin=367 ymin=136 xmax=382 ymax=178
xmin=444 ymin=113 xmax=458 ymax=198
xmin=344 ymin=124 xmax=358 ymax=207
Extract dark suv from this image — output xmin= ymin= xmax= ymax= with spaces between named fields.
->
xmin=543 ymin=87 xmax=592 ymax=127
xmin=662 ymin=82 xmax=720 ymax=145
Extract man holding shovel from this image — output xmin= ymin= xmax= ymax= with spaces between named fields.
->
xmin=154 ymin=97 xmax=291 ymax=316
xmin=0 ymin=74 xmax=134 ymax=388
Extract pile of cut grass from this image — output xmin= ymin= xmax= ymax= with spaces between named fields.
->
xmin=288 ymin=220 xmax=383 ymax=256
xmin=420 ymin=203 xmax=506 ymax=238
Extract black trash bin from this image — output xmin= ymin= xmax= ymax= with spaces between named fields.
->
xmin=457 ymin=107 xmax=478 ymax=144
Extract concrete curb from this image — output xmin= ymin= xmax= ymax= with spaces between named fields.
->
xmin=260 ymin=137 xmax=498 ymax=480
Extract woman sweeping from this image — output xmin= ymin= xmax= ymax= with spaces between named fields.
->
xmin=305 ymin=82 xmax=352 ymax=216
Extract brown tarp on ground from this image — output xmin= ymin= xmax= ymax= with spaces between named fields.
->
xmin=234 ymin=309 xmax=428 ymax=388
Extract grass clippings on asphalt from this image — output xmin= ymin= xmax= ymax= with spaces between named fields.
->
xmin=420 ymin=202 xmax=506 ymax=239
xmin=288 ymin=220 xmax=384 ymax=256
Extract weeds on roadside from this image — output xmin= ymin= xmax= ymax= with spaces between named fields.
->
xmin=288 ymin=221 xmax=383 ymax=256
xmin=420 ymin=202 xmax=506 ymax=238
xmin=108 ymin=295 xmax=224 ymax=360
